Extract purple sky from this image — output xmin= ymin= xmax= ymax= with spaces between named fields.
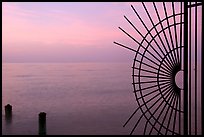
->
xmin=3 ymin=2 xmax=137 ymax=63
xmin=2 ymin=2 xmax=201 ymax=63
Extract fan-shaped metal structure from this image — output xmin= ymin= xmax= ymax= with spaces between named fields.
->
xmin=114 ymin=2 xmax=203 ymax=135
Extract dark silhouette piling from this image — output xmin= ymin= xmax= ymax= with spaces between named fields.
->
xmin=39 ymin=112 xmax=46 ymax=135
xmin=5 ymin=104 xmax=12 ymax=118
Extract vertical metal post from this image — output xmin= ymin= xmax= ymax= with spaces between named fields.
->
xmin=189 ymin=2 xmax=192 ymax=135
xmin=184 ymin=1 xmax=188 ymax=135
xmin=179 ymin=2 xmax=183 ymax=135
xmin=194 ymin=2 xmax=198 ymax=135
xmin=202 ymin=2 xmax=203 ymax=135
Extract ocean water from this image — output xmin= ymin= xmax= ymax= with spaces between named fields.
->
xmin=2 ymin=62 xmax=202 ymax=135
xmin=2 ymin=63 xmax=137 ymax=135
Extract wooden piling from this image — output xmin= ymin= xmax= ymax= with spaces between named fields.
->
xmin=5 ymin=104 xmax=12 ymax=117
xmin=39 ymin=112 xmax=46 ymax=135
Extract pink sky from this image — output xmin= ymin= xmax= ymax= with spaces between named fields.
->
xmin=2 ymin=2 xmax=136 ymax=62
xmin=2 ymin=2 xmax=202 ymax=63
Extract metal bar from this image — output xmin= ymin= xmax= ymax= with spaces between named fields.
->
xmin=134 ymin=59 xmax=170 ymax=75
xmin=133 ymin=80 xmax=169 ymax=85
xmin=153 ymin=2 xmax=177 ymax=67
xmin=114 ymin=41 xmax=170 ymax=72
xmin=179 ymin=89 xmax=181 ymax=134
xmin=124 ymin=15 xmax=174 ymax=71
xmin=130 ymin=87 xmax=174 ymax=135
xmin=133 ymin=75 xmax=170 ymax=79
xmin=123 ymin=107 xmax=140 ymax=128
xmin=123 ymin=83 xmax=172 ymax=128
xmin=143 ymin=12 xmax=184 ymax=38
xmin=189 ymin=2 xmax=192 ymax=135
xmin=114 ymin=2 xmax=204 ymax=135
xmin=129 ymin=113 xmax=144 ymax=135
xmin=150 ymin=91 xmax=176 ymax=135
xmin=137 ymin=84 xmax=184 ymax=115
xmin=154 ymin=90 xmax=177 ymax=135
xmin=164 ymin=94 xmax=178 ymax=135
xmin=113 ymin=41 xmax=137 ymax=52
xmin=140 ymin=2 xmax=174 ymax=70
xmin=144 ymin=22 xmax=185 ymax=75
xmin=183 ymin=1 xmax=188 ymax=135
xmin=133 ymin=67 xmax=170 ymax=77
xmin=179 ymin=2 xmax=183 ymax=135
xmin=131 ymin=4 xmax=177 ymax=68
xmin=134 ymin=82 xmax=170 ymax=93
xmin=140 ymin=11 xmax=184 ymax=68
xmin=163 ymin=2 xmax=178 ymax=66
xmin=114 ymin=41 xmax=157 ymax=67
xmin=143 ymin=120 xmax=148 ymax=135
xmin=172 ymin=94 xmax=179 ymax=135
xmin=172 ymin=2 xmax=180 ymax=65
xmin=187 ymin=2 xmax=202 ymax=8
xmin=156 ymin=92 xmax=176 ymax=135
xmin=202 ymin=1 xmax=203 ymax=135
xmin=152 ymin=2 xmax=177 ymax=67
xmin=147 ymin=22 xmax=185 ymax=71
xmin=135 ymin=79 xmax=179 ymax=135
xmin=194 ymin=2 xmax=198 ymax=135
xmin=123 ymin=15 xmax=165 ymax=61
xmin=137 ymin=82 xmax=172 ymax=100
xmin=134 ymin=82 xmax=172 ymax=94
xmin=180 ymin=2 xmax=183 ymax=71
xmin=118 ymin=26 xmax=172 ymax=72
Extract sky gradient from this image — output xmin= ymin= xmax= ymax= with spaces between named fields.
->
xmin=2 ymin=2 xmax=201 ymax=63
xmin=3 ymin=2 xmax=137 ymax=63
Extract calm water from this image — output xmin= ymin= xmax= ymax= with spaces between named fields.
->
xmin=2 ymin=63 xmax=202 ymax=135
xmin=2 ymin=63 xmax=137 ymax=135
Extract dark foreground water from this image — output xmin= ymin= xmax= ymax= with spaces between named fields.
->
xmin=2 ymin=63 xmax=138 ymax=135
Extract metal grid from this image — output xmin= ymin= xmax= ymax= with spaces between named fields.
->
xmin=114 ymin=2 xmax=202 ymax=135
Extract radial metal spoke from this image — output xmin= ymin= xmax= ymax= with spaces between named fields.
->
xmin=124 ymin=83 xmax=172 ymax=128
xmin=172 ymin=95 xmax=179 ymax=135
xmin=134 ymin=83 xmax=168 ymax=93
xmin=163 ymin=2 xmax=178 ymax=66
xmin=152 ymin=2 xmax=177 ymax=67
xmin=141 ymin=2 xmax=175 ymax=70
xmin=119 ymin=26 xmax=172 ymax=72
xmin=133 ymin=79 xmax=169 ymax=85
xmin=134 ymin=59 xmax=171 ymax=75
xmin=133 ymin=75 xmax=170 ymax=79
xmin=131 ymin=4 xmax=175 ymax=67
xmin=114 ymin=41 xmax=171 ymax=73
xmin=172 ymin=2 xmax=180 ymax=64
xmin=130 ymin=86 xmax=174 ymax=135
xmin=143 ymin=120 xmax=149 ymax=135
xmin=124 ymin=15 xmax=174 ymax=71
xmin=164 ymin=93 xmax=178 ymax=135
xmin=137 ymin=82 xmax=171 ymax=100
xmin=149 ymin=90 xmax=176 ymax=135
xmin=133 ymin=67 xmax=170 ymax=77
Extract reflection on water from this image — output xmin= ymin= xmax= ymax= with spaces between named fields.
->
xmin=5 ymin=114 xmax=12 ymax=125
